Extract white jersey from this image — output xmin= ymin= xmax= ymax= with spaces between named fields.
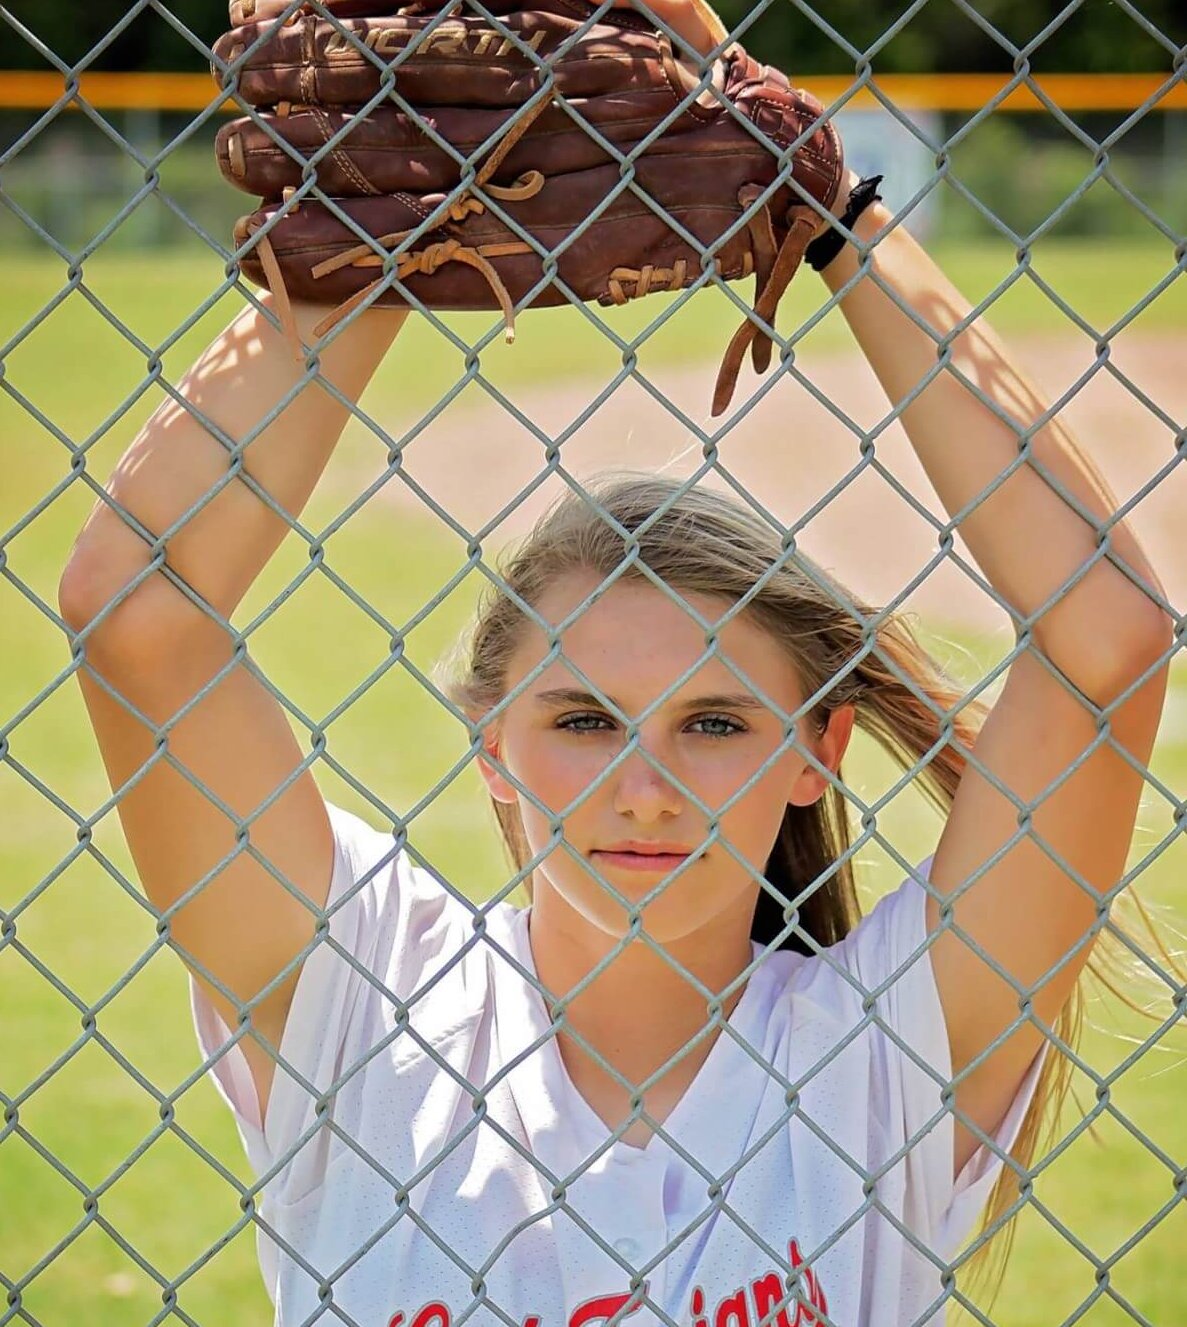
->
xmin=191 ymin=803 xmax=1045 ymax=1327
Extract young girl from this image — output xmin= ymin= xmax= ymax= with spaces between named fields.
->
xmin=59 ymin=3 xmax=1173 ymax=1324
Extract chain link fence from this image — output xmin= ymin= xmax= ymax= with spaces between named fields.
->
xmin=2 ymin=0 xmax=1185 ymax=1324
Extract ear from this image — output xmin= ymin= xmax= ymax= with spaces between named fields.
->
xmin=788 ymin=704 xmax=857 ymax=808
xmin=474 ymin=720 xmax=518 ymax=805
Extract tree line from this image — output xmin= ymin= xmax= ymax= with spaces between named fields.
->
xmin=2 ymin=0 xmax=1183 ymax=74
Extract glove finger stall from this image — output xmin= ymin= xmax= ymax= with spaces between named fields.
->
xmin=229 ymin=0 xmax=662 ymax=27
xmin=213 ymin=12 xmax=692 ymax=109
xmin=217 ymin=92 xmax=724 ymax=198
xmin=230 ymin=0 xmax=383 ymax=23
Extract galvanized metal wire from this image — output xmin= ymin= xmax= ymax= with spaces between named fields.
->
xmin=2 ymin=1 xmax=1184 ymax=1324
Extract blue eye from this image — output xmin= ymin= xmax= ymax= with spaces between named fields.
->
xmin=556 ymin=713 xmax=745 ymax=738
xmin=691 ymin=714 xmax=745 ymax=738
xmin=556 ymin=713 xmax=614 ymax=732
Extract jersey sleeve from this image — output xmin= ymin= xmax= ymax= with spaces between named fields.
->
xmin=830 ymin=855 xmax=1049 ymax=1260
xmin=188 ymin=801 xmax=469 ymax=1206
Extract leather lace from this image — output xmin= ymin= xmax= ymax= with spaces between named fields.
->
xmin=253 ymin=92 xmax=553 ymax=357
xmin=606 ymin=250 xmax=755 ymax=305
xmin=305 ymin=171 xmax=544 ymax=344
xmin=710 ymin=192 xmax=820 ymax=417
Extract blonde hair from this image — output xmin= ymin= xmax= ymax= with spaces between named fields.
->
xmin=438 ymin=471 xmax=1179 ymax=1310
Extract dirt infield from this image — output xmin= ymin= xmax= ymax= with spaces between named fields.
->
xmin=373 ymin=330 xmax=1185 ymax=637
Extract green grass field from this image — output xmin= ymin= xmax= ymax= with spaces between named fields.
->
xmin=1 ymin=244 xmax=1185 ymax=1326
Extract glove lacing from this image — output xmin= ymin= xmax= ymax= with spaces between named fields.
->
xmin=710 ymin=188 xmax=820 ymax=417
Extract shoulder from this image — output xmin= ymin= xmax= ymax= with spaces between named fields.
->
xmin=322 ymin=801 xmax=521 ymax=986
xmin=325 ymin=801 xmax=462 ymax=920
xmin=772 ymin=855 xmax=940 ymax=1030
xmin=828 ymin=854 xmax=937 ymax=990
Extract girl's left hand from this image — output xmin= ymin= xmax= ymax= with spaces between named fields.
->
xmin=607 ymin=0 xmax=729 ymax=59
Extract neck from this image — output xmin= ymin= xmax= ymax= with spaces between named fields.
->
xmin=525 ymin=879 xmax=756 ymax=1096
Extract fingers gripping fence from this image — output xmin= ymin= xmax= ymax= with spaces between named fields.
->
xmin=1 ymin=0 xmax=1184 ymax=1324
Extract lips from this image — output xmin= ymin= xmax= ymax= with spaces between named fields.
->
xmin=589 ymin=843 xmax=695 ymax=873
xmin=597 ymin=841 xmax=693 ymax=856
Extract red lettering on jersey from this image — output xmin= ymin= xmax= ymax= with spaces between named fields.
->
xmin=751 ymin=1272 xmax=797 ymax=1327
xmin=384 ymin=1234 xmax=829 ymax=1327
xmin=571 ymin=1289 xmax=651 ymax=1327
xmin=411 ymin=1304 xmax=450 ymax=1327
xmin=715 ymin=1287 xmax=749 ymax=1327
xmin=786 ymin=1240 xmax=828 ymax=1326
xmin=741 ymin=1241 xmax=831 ymax=1327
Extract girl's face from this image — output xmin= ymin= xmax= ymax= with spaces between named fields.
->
xmin=477 ymin=571 xmax=854 ymax=944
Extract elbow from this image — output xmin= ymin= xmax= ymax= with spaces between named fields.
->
xmin=58 ymin=551 xmax=152 ymax=663
xmin=1092 ymin=607 xmax=1175 ymax=709
xmin=1034 ymin=554 xmax=1175 ymax=702
xmin=58 ymin=540 xmax=208 ymax=667
xmin=58 ymin=552 xmax=116 ymax=636
xmin=58 ymin=549 xmax=110 ymax=638
xmin=59 ymin=501 xmax=138 ymax=633
xmin=1030 ymin=603 xmax=1174 ymax=714
xmin=1115 ymin=555 xmax=1177 ymax=678
xmin=1116 ymin=601 xmax=1176 ymax=674
xmin=58 ymin=530 xmax=148 ymax=638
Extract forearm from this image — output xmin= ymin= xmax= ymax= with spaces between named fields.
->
xmin=64 ymin=298 xmax=408 ymax=631
xmin=819 ymin=200 xmax=1169 ymax=684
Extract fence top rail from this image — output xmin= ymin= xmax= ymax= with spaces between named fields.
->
xmin=0 ymin=69 xmax=1184 ymax=112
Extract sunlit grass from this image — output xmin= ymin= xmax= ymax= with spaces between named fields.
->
xmin=2 ymin=244 xmax=1184 ymax=1324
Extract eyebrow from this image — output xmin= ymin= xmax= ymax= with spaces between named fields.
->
xmin=533 ymin=687 xmax=770 ymax=714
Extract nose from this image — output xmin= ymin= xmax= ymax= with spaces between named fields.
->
xmin=610 ymin=735 xmax=684 ymax=820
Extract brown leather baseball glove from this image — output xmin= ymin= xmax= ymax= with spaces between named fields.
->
xmin=212 ymin=0 xmax=844 ymax=416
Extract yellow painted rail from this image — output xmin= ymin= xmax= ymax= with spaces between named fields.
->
xmin=0 ymin=69 xmax=1184 ymax=112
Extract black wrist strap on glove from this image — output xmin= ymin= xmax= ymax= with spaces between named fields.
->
xmin=804 ymin=174 xmax=884 ymax=272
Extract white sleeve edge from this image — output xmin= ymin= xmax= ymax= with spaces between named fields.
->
xmin=900 ymin=868 xmax=1052 ymax=1248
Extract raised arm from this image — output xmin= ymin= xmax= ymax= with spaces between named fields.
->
xmin=59 ymin=300 xmax=408 ymax=1120
xmin=818 ymin=186 xmax=1168 ymax=666
xmin=821 ymin=185 xmax=1172 ymax=1175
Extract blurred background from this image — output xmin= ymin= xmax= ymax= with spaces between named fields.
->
xmin=2 ymin=3 xmax=1185 ymax=1326
xmin=2 ymin=0 xmax=1186 ymax=249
